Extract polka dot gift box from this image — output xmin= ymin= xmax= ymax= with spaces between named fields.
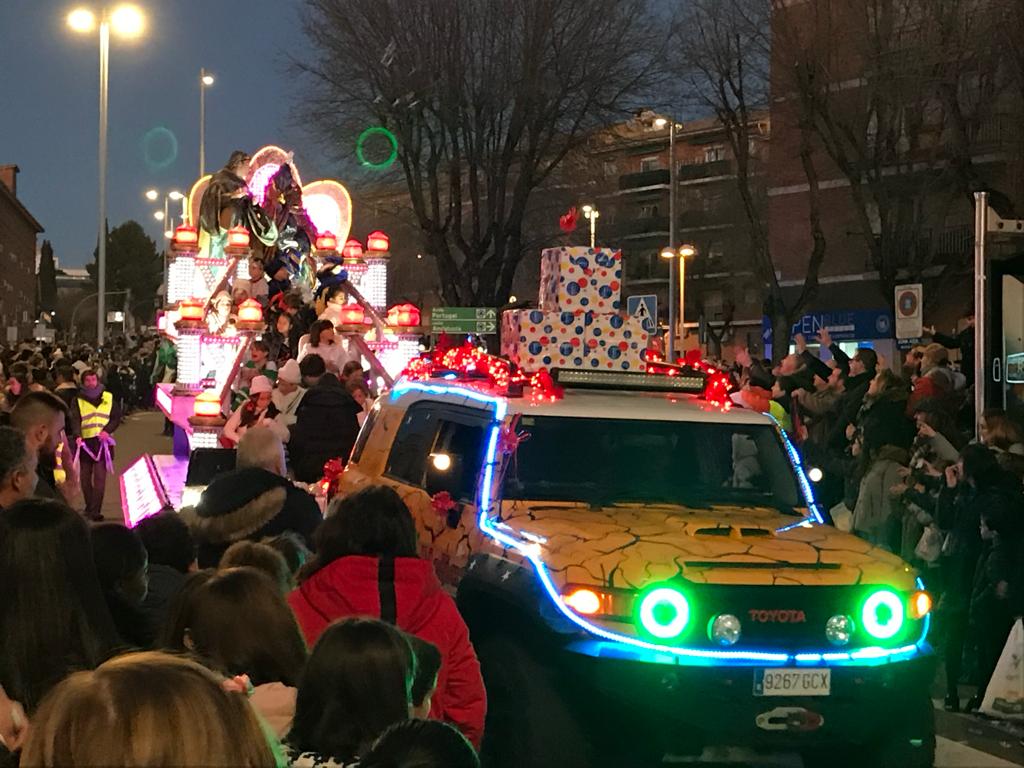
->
xmin=584 ymin=312 xmax=649 ymax=371
xmin=501 ymin=309 xmax=587 ymax=370
xmin=538 ymin=246 xmax=623 ymax=314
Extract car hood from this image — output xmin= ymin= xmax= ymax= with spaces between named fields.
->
xmin=497 ymin=500 xmax=916 ymax=591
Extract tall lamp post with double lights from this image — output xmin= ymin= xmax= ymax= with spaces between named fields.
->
xmin=661 ymin=244 xmax=697 ymax=355
xmin=200 ymin=68 xmax=214 ymax=177
xmin=145 ymin=188 xmax=185 ymax=239
xmin=582 ymin=204 xmax=600 ymax=248
xmin=67 ymin=3 xmax=146 ymax=345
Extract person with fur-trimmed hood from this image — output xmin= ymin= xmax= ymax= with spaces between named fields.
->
xmin=182 ymin=427 xmax=322 ymax=568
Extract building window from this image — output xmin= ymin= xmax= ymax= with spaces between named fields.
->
xmin=707 ymin=242 xmax=725 ymax=262
xmin=638 ymin=204 xmax=660 ymax=219
xmin=704 ymin=146 xmax=726 ymax=163
xmin=640 ymin=156 xmax=662 ymax=172
xmin=603 ymin=161 xmax=617 ymax=177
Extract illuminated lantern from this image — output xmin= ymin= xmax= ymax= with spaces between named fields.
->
xmin=315 ymin=232 xmax=338 ymax=252
xmin=387 ymin=303 xmax=421 ymax=327
xmin=192 ymin=391 xmax=222 ymax=419
xmin=339 ymin=303 xmax=365 ymax=326
xmin=342 ymin=238 xmax=365 ymax=261
xmin=177 ymin=299 xmax=205 ymax=322
xmin=366 ymin=230 xmax=390 ymax=253
xmin=237 ymin=299 xmax=263 ymax=324
xmin=225 ymin=226 xmax=251 ymax=252
xmin=171 ymin=225 xmax=199 ymax=251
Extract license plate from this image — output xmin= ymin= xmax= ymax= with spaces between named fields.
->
xmin=754 ymin=668 xmax=831 ymax=696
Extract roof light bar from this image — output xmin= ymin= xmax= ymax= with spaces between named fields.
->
xmin=553 ymin=367 xmax=706 ymax=393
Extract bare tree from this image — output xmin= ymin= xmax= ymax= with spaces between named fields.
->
xmin=676 ymin=0 xmax=827 ymax=361
xmin=772 ymin=0 xmax=1011 ymax=298
xmin=298 ymin=0 xmax=667 ymax=306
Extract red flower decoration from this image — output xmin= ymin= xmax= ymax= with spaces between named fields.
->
xmin=559 ymin=207 xmax=578 ymax=233
xmin=431 ymin=491 xmax=457 ymax=516
xmin=321 ymin=458 xmax=347 ymax=500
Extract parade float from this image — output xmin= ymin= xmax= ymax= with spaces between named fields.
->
xmin=120 ymin=146 xmax=423 ymax=525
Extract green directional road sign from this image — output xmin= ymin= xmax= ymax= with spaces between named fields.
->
xmin=430 ymin=307 xmax=498 ymax=334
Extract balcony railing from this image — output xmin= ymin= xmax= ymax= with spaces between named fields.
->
xmin=678 ymin=159 xmax=732 ymax=181
xmin=618 ymin=169 xmax=670 ymax=190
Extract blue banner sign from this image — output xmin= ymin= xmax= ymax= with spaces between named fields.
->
xmin=762 ymin=309 xmax=894 ymax=343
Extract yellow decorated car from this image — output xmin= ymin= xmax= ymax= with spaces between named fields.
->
xmin=339 ymin=364 xmax=935 ymax=768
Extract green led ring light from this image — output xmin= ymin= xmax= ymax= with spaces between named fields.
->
xmin=861 ymin=590 xmax=905 ymax=640
xmin=638 ymin=587 xmax=690 ymax=640
xmin=356 ymin=126 xmax=398 ymax=170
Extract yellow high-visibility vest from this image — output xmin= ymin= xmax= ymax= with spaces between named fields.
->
xmin=78 ymin=392 xmax=113 ymax=439
xmin=54 ymin=441 xmax=66 ymax=485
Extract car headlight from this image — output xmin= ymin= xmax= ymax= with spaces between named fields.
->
xmin=826 ymin=614 xmax=854 ymax=646
xmin=637 ymin=586 xmax=690 ymax=641
xmin=861 ymin=590 xmax=905 ymax=640
xmin=710 ymin=614 xmax=742 ymax=646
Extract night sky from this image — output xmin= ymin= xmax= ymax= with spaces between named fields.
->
xmin=0 ymin=0 xmax=338 ymax=267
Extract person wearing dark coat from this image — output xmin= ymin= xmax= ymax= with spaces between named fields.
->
xmin=969 ymin=501 xmax=1022 ymax=711
xmin=289 ymin=373 xmax=362 ymax=484
xmin=935 ymin=444 xmax=1021 ymax=712
xmin=182 ymin=427 xmax=322 ymax=568
xmin=857 ymin=371 xmax=915 ymax=456
xmin=930 ymin=313 xmax=974 ymax=384
xmin=134 ymin=511 xmax=197 ymax=642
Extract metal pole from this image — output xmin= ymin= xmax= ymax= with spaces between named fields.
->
xmin=199 ymin=68 xmax=206 ymax=177
xmin=679 ymin=253 xmax=686 ymax=346
xmin=667 ymin=120 xmax=677 ymax=361
xmin=973 ymin=191 xmax=987 ymax=440
xmin=163 ymin=196 xmax=169 ymax=234
xmin=96 ymin=20 xmax=110 ymax=346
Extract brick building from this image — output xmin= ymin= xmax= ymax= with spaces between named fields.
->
xmin=0 ymin=165 xmax=43 ymax=342
xmin=768 ymin=0 xmax=1024 ymax=360
xmin=585 ymin=114 xmax=770 ymax=351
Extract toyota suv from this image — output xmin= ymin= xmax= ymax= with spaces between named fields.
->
xmin=338 ymin=363 xmax=935 ymax=768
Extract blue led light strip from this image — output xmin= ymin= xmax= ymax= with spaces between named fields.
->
xmin=393 ymin=380 xmax=929 ymax=666
xmin=766 ymin=414 xmax=826 ymax=525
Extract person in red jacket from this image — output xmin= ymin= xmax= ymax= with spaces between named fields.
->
xmin=287 ymin=485 xmax=486 ymax=747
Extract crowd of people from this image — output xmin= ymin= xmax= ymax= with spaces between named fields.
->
xmin=0 ymin=482 xmax=483 ymax=767
xmin=0 ymin=250 xmax=478 ymax=766
xmin=2 ymin=267 xmax=1022 ymax=765
xmin=728 ymin=318 xmax=1024 ymax=714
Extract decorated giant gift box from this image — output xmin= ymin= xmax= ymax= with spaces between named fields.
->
xmin=502 ymin=308 xmax=648 ymax=371
xmin=583 ymin=312 xmax=648 ymax=371
xmin=501 ymin=309 xmax=587 ymax=370
xmin=539 ymin=246 xmax=623 ymax=314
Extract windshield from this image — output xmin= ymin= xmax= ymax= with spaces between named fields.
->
xmin=503 ymin=416 xmax=805 ymax=515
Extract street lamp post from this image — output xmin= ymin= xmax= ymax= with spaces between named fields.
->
xmin=661 ymin=244 xmax=696 ymax=356
xmin=68 ymin=4 xmax=145 ymax=346
xmin=200 ymin=68 xmax=214 ymax=177
xmin=653 ymin=115 xmax=680 ymax=359
xmin=582 ymin=204 xmax=600 ymax=249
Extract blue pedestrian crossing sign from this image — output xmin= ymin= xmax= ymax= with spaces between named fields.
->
xmin=627 ymin=294 xmax=658 ymax=333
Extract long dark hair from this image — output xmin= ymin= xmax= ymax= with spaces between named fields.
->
xmin=288 ymin=618 xmax=415 ymax=763
xmin=160 ymin=567 xmax=307 ymax=687
xmin=304 ymin=485 xmax=418 ymax=581
xmin=308 ymin=319 xmax=334 ymax=349
xmin=360 ymin=720 xmax=480 ymax=768
xmin=0 ymin=499 xmax=119 ymax=711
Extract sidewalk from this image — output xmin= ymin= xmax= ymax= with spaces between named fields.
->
xmin=100 ymin=411 xmax=173 ymax=521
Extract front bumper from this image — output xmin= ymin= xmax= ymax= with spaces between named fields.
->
xmin=562 ymin=641 xmax=935 ymax=751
